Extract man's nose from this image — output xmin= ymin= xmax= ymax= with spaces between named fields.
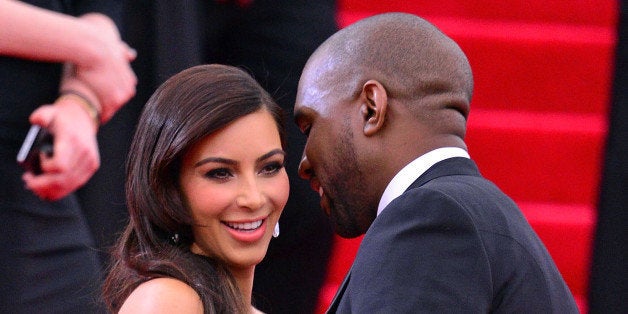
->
xmin=298 ymin=153 xmax=313 ymax=180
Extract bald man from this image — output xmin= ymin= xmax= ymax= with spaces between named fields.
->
xmin=294 ymin=13 xmax=578 ymax=313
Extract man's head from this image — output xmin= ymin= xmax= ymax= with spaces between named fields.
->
xmin=294 ymin=13 xmax=473 ymax=237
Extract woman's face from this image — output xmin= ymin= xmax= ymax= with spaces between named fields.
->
xmin=179 ymin=109 xmax=289 ymax=270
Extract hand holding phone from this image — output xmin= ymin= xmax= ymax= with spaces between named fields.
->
xmin=16 ymin=125 xmax=54 ymax=175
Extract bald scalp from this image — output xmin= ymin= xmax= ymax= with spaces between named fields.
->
xmin=306 ymin=13 xmax=473 ymax=138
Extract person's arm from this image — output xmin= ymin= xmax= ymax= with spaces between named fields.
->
xmin=0 ymin=0 xmax=137 ymax=122
xmin=64 ymin=11 xmax=137 ymax=122
xmin=3 ymin=0 xmax=136 ymax=199
xmin=0 ymin=0 xmax=107 ymax=65
xmin=23 ymin=95 xmax=100 ymax=201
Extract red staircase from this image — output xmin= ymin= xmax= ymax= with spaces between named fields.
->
xmin=316 ymin=1 xmax=617 ymax=313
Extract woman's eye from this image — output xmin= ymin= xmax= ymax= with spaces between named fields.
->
xmin=205 ymin=168 xmax=232 ymax=180
xmin=260 ymin=161 xmax=284 ymax=176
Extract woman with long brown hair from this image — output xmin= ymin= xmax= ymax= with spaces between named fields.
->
xmin=103 ymin=64 xmax=288 ymax=313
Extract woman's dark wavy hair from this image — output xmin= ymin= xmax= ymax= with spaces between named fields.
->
xmin=102 ymin=64 xmax=285 ymax=313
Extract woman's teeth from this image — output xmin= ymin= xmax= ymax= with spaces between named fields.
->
xmin=225 ymin=220 xmax=263 ymax=231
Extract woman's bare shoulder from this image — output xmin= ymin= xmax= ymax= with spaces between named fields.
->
xmin=119 ymin=277 xmax=203 ymax=313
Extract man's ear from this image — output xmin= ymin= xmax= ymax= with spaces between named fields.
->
xmin=359 ymin=79 xmax=388 ymax=136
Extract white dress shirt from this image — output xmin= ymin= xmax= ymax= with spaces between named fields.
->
xmin=376 ymin=147 xmax=470 ymax=216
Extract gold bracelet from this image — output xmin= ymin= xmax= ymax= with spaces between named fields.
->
xmin=58 ymin=90 xmax=101 ymax=127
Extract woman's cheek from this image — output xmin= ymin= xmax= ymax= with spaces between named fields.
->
xmin=189 ymin=184 xmax=235 ymax=219
xmin=275 ymin=172 xmax=290 ymax=210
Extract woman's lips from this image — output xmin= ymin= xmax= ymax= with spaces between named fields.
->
xmin=222 ymin=218 xmax=267 ymax=242
xmin=224 ymin=219 xmax=263 ymax=231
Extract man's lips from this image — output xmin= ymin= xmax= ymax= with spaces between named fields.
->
xmin=310 ymin=179 xmax=331 ymax=216
xmin=309 ymin=179 xmax=321 ymax=195
xmin=309 ymin=179 xmax=326 ymax=199
xmin=321 ymin=194 xmax=331 ymax=216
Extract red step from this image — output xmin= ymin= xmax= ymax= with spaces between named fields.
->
xmin=466 ymin=109 xmax=606 ymax=205
xmin=338 ymin=13 xmax=615 ymax=115
xmin=338 ymin=0 xmax=617 ymax=27
xmin=316 ymin=235 xmax=362 ymax=314
xmin=446 ymin=18 xmax=613 ymax=115
xmin=519 ymin=202 xmax=596 ymax=299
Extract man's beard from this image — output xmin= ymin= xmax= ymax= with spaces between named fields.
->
xmin=325 ymin=120 xmax=376 ymax=238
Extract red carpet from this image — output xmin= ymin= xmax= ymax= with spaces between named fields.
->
xmin=316 ymin=1 xmax=617 ymax=313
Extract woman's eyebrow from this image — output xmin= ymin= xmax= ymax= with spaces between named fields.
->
xmin=194 ymin=157 xmax=237 ymax=168
xmin=257 ymin=149 xmax=286 ymax=162
xmin=193 ymin=149 xmax=284 ymax=168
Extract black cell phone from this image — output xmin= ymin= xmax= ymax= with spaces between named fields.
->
xmin=16 ymin=125 xmax=54 ymax=175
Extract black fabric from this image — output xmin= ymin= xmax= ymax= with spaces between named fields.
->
xmin=588 ymin=2 xmax=628 ymax=313
xmin=0 ymin=2 xmax=118 ymax=312
xmin=79 ymin=1 xmax=338 ymax=313
xmin=330 ymin=158 xmax=578 ymax=313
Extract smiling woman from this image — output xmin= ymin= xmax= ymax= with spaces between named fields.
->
xmin=102 ymin=64 xmax=288 ymax=314
xmin=180 ymin=110 xmax=288 ymax=269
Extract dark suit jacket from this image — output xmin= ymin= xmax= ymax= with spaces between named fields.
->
xmin=328 ymin=157 xmax=578 ymax=313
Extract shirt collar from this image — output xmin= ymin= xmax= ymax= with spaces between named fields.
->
xmin=376 ymin=147 xmax=470 ymax=216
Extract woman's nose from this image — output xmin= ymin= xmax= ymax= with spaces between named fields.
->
xmin=235 ymin=176 xmax=264 ymax=210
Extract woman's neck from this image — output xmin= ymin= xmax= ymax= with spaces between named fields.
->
xmin=230 ymin=266 xmax=256 ymax=308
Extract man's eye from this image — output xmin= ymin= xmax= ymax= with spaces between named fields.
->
xmin=260 ymin=161 xmax=285 ymax=176
xmin=205 ymin=168 xmax=232 ymax=180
